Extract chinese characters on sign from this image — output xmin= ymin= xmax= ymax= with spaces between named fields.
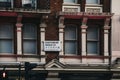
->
xmin=44 ymin=41 xmax=61 ymax=51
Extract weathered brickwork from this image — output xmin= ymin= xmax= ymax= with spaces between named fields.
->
xmin=45 ymin=0 xmax=62 ymax=61
xmin=50 ymin=0 xmax=62 ymax=13
xmin=45 ymin=0 xmax=63 ymax=40
xmin=39 ymin=0 xmax=50 ymax=9
xmin=14 ymin=0 xmax=22 ymax=8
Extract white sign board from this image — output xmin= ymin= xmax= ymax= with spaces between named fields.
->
xmin=44 ymin=41 xmax=61 ymax=51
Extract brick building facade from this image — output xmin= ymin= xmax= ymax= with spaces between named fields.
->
xmin=0 ymin=0 xmax=119 ymax=80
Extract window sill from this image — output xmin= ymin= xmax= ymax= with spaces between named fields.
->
xmin=63 ymin=3 xmax=80 ymax=6
xmin=64 ymin=53 xmax=77 ymax=56
xmin=0 ymin=54 xmax=44 ymax=58
xmin=85 ymin=4 xmax=103 ymax=7
xmin=23 ymin=53 xmax=37 ymax=55
xmin=0 ymin=8 xmax=51 ymax=13
xmin=0 ymin=53 xmax=14 ymax=55
xmin=60 ymin=55 xmax=110 ymax=59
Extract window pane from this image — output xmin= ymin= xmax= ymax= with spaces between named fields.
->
xmin=22 ymin=0 xmax=36 ymax=8
xmin=87 ymin=27 xmax=98 ymax=40
xmin=86 ymin=0 xmax=99 ymax=4
xmin=65 ymin=41 xmax=77 ymax=54
xmin=23 ymin=23 xmax=37 ymax=54
xmin=0 ymin=40 xmax=13 ymax=53
xmin=0 ymin=24 xmax=13 ymax=53
xmin=0 ymin=0 xmax=11 ymax=2
xmin=0 ymin=0 xmax=12 ymax=7
xmin=23 ymin=24 xmax=37 ymax=39
xmin=23 ymin=40 xmax=37 ymax=54
xmin=64 ymin=0 xmax=76 ymax=3
xmin=65 ymin=25 xmax=77 ymax=55
xmin=0 ymin=24 xmax=13 ymax=38
xmin=87 ymin=42 xmax=98 ymax=54
xmin=65 ymin=26 xmax=77 ymax=40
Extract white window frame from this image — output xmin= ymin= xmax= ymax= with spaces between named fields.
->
xmin=22 ymin=0 xmax=37 ymax=9
xmin=85 ymin=6 xmax=102 ymax=13
xmin=62 ymin=5 xmax=80 ymax=12
xmin=63 ymin=0 xmax=80 ymax=12
xmin=11 ymin=0 xmax=13 ymax=8
xmin=63 ymin=0 xmax=78 ymax=4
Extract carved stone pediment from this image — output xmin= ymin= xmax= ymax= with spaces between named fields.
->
xmin=45 ymin=59 xmax=65 ymax=70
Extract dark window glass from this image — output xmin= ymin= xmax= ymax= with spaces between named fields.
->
xmin=0 ymin=24 xmax=14 ymax=53
xmin=23 ymin=23 xmax=37 ymax=54
xmin=0 ymin=0 xmax=12 ymax=7
xmin=87 ymin=26 xmax=99 ymax=55
xmin=65 ymin=25 xmax=77 ymax=55
xmin=86 ymin=0 xmax=99 ymax=4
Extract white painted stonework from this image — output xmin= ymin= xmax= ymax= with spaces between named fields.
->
xmin=40 ymin=22 xmax=47 ymax=62
xmin=111 ymin=0 xmax=120 ymax=62
xmin=81 ymin=26 xmax=87 ymax=63
xmin=111 ymin=0 xmax=120 ymax=15
xmin=16 ymin=23 xmax=23 ymax=55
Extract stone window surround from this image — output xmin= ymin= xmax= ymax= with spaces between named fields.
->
xmin=58 ymin=16 xmax=111 ymax=64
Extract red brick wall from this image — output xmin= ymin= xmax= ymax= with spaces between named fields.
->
xmin=45 ymin=16 xmax=58 ymax=40
xmin=45 ymin=0 xmax=63 ymax=62
xmin=46 ymin=52 xmax=59 ymax=63
xmin=50 ymin=0 xmax=62 ymax=13
xmin=14 ymin=0 xmax=22 ymax=8
xmin=46 ymin=0 xmax=63 ymax=40
xmin=39 ymin=0 xmax=49 ymax=9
